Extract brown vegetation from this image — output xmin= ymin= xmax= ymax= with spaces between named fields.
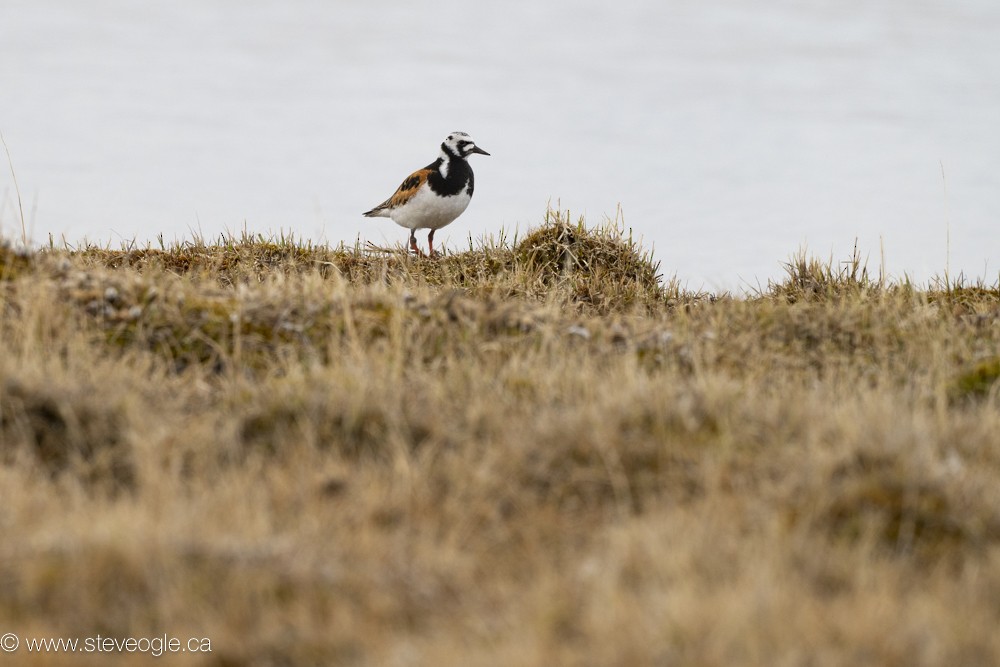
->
xmin=1 ymin=212 xmax=999 ymax=666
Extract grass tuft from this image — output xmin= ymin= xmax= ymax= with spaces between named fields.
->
xmin=768 ymin=242 xmax=883 ymax=302
xmin=950 ymin=358 xmax=1000 ymax=402
xmin=1 ymin=377 xmax=134 ymax=492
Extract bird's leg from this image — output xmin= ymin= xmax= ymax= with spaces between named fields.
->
xmin=428 ymin=229 xmax=437 ymax=258
xmin=409 ymin=229 xmax=424 ymax=256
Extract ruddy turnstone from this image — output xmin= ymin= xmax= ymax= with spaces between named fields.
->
xmin=363 ymin=132 xmax=489 ymax=256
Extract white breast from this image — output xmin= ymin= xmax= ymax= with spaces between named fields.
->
xmin=390 ymin=186 xmax=472 ymax=230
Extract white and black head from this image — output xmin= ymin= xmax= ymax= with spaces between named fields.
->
xmin=441 ymin=132 xmax=490 ymax=160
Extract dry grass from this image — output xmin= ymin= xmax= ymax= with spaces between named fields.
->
xmin=1 ymin=211 xmax=1000 ymax=666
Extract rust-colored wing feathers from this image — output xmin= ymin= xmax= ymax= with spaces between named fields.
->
xmin=363 ymin=168 xmax=432 ymax=216
xmin=387 ymin=169 xmax=430 ymax=208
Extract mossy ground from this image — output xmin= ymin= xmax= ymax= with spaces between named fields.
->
xmin=2 ymin=212 xmax=1000 ymax=666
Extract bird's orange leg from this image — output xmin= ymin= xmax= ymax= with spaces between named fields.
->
xmin=409 ymin=229 xmax=424 ymax=256
xmin=428 ymin=229 xmax=438 ymax=258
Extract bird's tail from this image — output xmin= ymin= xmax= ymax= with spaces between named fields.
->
xmin=363 ymin=204 xmax=390 ymax=218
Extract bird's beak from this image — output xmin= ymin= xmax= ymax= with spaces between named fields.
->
xmin=470 ymin=145 xmax=490 ymax=156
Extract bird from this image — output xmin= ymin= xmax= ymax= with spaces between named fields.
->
xmin=363 ymin=132 xmax=489 ymax=256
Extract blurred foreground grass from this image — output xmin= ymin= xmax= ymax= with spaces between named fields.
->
xmin=2 ymin=211 xmax=1000 ymax=666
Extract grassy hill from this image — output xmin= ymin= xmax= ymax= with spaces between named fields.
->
xmin=2 ymin=212 xmax=999 ymax=665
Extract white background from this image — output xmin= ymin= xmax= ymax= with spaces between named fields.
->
xmin=2 ymin=0 xmax=998 ymax=290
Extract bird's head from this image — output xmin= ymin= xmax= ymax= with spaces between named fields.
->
xmin=442 ymin=132 xmax=490 ymax=159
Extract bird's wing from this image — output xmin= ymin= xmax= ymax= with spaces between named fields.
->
xmin=363 ymin=168 xmax=433 ymax=216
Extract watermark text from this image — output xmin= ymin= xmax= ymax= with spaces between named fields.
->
xmin=2 ymin=632 xmax=211 ymax=657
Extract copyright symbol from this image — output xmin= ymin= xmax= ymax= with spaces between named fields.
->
xmin=0 ymin=633 xmax=18 ymax=652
